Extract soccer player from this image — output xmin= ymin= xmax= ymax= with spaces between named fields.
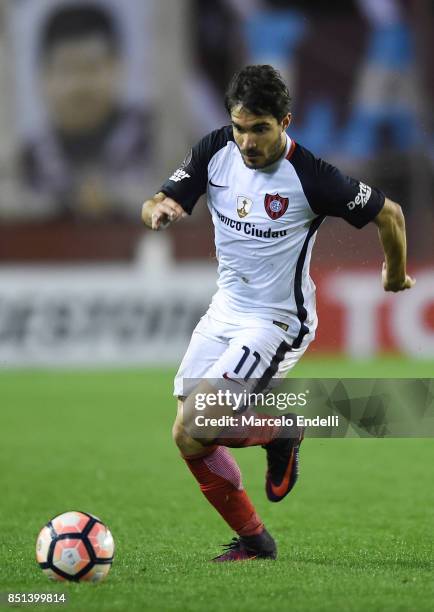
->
xmin=141 ymin=65 xmax=415 ymax=561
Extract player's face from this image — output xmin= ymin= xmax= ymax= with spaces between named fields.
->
xmin=42 ymin=35 xmax=120 ymax=135
xmin=230 ymin=106 xmax=291 ymax=169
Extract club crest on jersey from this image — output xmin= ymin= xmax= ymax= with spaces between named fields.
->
xmin=264 ymin=193 xmax=289 ymax=220
xmin=236 ymin=196 xmax=253 ymax=218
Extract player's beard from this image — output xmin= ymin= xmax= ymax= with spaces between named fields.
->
xmin=241 ymin=135 xmax=286 ymax=169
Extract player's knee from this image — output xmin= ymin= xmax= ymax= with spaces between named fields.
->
xmin=172 ymin=419 xmax=185 ymax=448
xmin=172 ymin=399 xmax=190 ymax=450
xmin=172 ymin=418 xmax=199 ymax=454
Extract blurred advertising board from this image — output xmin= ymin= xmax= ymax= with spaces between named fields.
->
xmin=314 ymin=267 xmax=434 ymax=359
xmin=0 ymin=262 xmax=432 ymax=367
xmin=0 ymin=247 xmax=215 ymax=367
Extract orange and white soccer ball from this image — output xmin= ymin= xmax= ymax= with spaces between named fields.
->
xmin=36 ymin=511 xmax=115 ymax=582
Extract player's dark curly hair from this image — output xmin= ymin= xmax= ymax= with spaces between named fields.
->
xmin=224 ymin=65 xmax=291 ymax=122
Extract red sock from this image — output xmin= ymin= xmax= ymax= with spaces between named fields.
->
xmin=183 ymin=445 xmax=263 ymax=536
xmin=217 ymin=409 xmax=283 ymax=448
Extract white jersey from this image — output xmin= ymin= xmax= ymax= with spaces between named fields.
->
xmin=161 ymin=126 xmax=384 ymax=348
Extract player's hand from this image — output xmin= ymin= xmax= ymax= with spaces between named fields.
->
xmin=151 ymin=197 xmax=186 ymax=230
xmin=142 ymin=196 xmax=187 ymax=230
xmin=382 ymin=262 xmax=416 ymax=292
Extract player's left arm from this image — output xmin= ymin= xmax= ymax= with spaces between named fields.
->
xmin=296 ymin=149 xmax=416 ymax=293
xmin=373 ymin=198 xmax=416 ymax=292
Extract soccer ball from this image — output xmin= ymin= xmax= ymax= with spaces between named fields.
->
xmin=36 ymin=511 xmax=115 ymax=582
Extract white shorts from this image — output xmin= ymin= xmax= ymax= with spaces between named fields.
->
xmin=173 ymin=312 xmax=312 ymax=398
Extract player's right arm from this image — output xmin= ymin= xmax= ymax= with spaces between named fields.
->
xmin=141 ymin=127 xmax=232 ymax=231
xmin=141 ymin=191 xmax=186 ymax=230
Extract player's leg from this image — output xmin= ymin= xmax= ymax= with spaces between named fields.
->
xmin=175 ymin=321 xmax=309 ymax=559
xmin=180 ymin=322 xmax=310 ymax=505
xmin=261 ymin=346 xmax=309 ymax=503
xmin=172 ymin=316 xmax=276 ymax=561
xmin=174 ymin=394 xmax=276 ymax=561
xmin=217 ymin=344 xmax=309 ymax=503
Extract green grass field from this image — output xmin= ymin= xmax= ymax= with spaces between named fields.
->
xmin=1 ymin=357 xmax=433 ymax=612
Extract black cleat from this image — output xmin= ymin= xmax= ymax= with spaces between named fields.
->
xmin=263 ymin=422 xmax=304 ymax=502
xmin=212 ymin=529 xmax=277 ymax=562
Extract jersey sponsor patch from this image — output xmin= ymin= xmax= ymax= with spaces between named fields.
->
xmin=347 ymin=182 xmax=372 ymax=210
xmin=169 ymin=168 xmax=191 ymax=182
xmin=236 ymin=196 xmax=253 ymax=218
xmin=215 ymin=210 xmax=287 ymax=238
xmin=264 ymin=193 xmax=289 ymax=220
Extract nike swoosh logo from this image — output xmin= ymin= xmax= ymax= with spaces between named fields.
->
xmin=269 ymin=448 xmax=296 ymax=498
xmin=223 ymin=372 xmax=243 ymax=385
xmin=209 ymin=180 xmax=228 ymax=189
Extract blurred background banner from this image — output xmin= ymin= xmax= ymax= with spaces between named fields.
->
xmin=0 ymin=0 xmax=432 ymax=365
xmin=7 ymin=0 xmax=156 ymax=222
